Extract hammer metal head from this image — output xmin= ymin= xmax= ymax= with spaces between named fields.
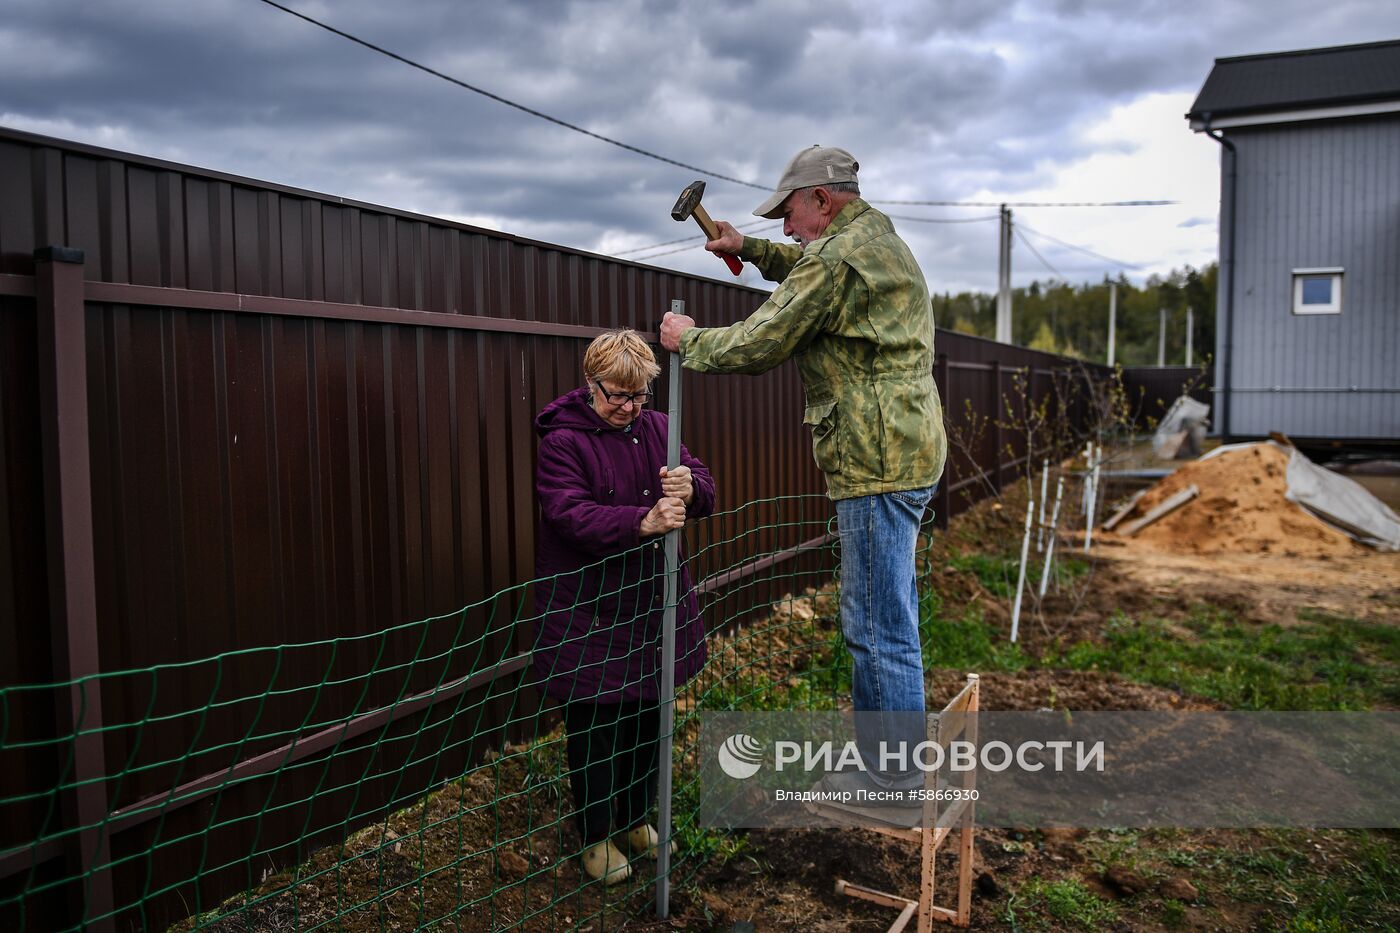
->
xmin=670 ymin=180 xmax=706 ymax=221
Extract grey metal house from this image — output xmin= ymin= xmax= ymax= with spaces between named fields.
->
xmin=1188 ymin=40 xmax=1400 ymax=445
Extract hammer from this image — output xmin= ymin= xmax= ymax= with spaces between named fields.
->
xmin=671 ymin=180 xmax=743 ymax=276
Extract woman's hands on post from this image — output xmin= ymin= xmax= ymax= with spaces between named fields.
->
xmin=704 ymin=220 xmax=744 ymax=257
xmin=659 ymin=465 xmax=693 ymax=504
xmin=640 ymin=496 xmax=686 ymax=537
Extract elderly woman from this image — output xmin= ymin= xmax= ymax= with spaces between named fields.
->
xmin=532 ymin=329 xmax=715 ymax=885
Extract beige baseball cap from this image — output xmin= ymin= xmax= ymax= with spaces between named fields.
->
xmin=752 ymin=145 xmax=860 ymax=218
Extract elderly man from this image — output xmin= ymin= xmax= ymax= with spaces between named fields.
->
xmin=661 ymin=146 xmax=946 ymax=794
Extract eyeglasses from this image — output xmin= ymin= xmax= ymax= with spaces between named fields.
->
xmin=592 ymin=380 xmax=654 ymax=406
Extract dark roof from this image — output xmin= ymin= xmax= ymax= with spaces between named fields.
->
xmin=1188 ymin=39 xmax=1400 ymax=121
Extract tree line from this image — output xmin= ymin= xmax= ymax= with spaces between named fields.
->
xmin=932 ymin=263 xmax=1217 ymax=367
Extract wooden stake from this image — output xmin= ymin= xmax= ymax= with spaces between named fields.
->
xmin=1039 ymin=477 xmax=1065 ymax=599
xmin=1084 ymin=443 xmax=1101 ymax=553
xmin=1123 ymin=484 xmax=1199 ymax=536
xmin=1102 ymin=488 xmax=1148 ymax=531
xmin=1010 ymin=498 xmax=1034 ymax=643
xmin=1036 ymin=461 xmax=1049 ymax=552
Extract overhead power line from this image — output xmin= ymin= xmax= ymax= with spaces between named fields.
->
xmin=620 ymin=213 xmax=993 ymax=260
xmin=627 ymin=225 xmax=783 ymax=263
xmin=610 ymin=220 xmax=775 ymax=256
xmin=257 ymin=1 xmax=1179 ymax=210
xmin=874 ymin=199 xmax=1177 ymax=207
xmin=1013 ymin=226 xmax=1063 ymax=279
xmin=623 ymin=212 xmax=996 ymax=262
xmin=886 ymin=213 xmax=1000 ymax=224
xmin=256 ymin=0 xmax=767 ymax=190
xmin=1016 ymin=221 xmax=1145 ymax=270
xmin=627 ymin=243 xmax=730 ymax=262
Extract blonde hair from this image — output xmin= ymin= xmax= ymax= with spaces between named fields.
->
xmin=583 ymin=329 xmax=660 ymax=389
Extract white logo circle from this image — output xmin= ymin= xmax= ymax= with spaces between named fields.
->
xmin=717 ymin=733 xmax=764 ymax=779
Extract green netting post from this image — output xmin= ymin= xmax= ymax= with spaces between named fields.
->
xmin=655 ymin=298 xmax=683 ymax=919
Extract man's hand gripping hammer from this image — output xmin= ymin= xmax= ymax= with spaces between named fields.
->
xmin=670 ymin=181 xmax=743 ymax=276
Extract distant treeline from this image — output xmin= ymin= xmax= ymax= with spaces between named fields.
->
xmin=932 ymin=263 xmax=1217 ymax=367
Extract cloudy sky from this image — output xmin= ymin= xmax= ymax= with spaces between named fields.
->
xmin=3 ymin=0 xmax=1398 ymax=294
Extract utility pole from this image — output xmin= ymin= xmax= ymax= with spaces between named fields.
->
xmin=996 ymin=204 xmax=1013 ymax=343
xmin=1185 ymin=307 xmax=1194 ymax=366
xmin=1106 ymin=282 xmax=1117 ymax=366
xmin=1157 ymin=307 xmax=1167 ymax=366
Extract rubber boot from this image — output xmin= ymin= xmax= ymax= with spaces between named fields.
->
xmin=624 ymin=824 xmax=676 ymax=859
xmin=581 ymin=839 xmax=631 ymax=885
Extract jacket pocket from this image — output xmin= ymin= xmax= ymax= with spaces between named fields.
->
xmin=744 ymin=278 xmax=799 ymax=335
xmin=873 ymin=376 xmax=941 ymax=485
xmin=891 ymin=486 xmax=932 ymax=511
xmin=803 ymin=399 xmax=842 ymax=474
xmin=592 ymin=467 xmax=618 ymax=503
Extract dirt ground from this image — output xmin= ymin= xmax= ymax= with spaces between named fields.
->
xmin=672 ymin=450 xmax=1400 ymax=932
xmin=1092 ymin=543 xmax=1400 ymax=629
xmin=1090 ymin=442 xmax=1400 ymax=629
xmin=678 ymin=606 xmax=1392 ymax=933
xmin=179 ymin=444 xmax=1400 ymax=932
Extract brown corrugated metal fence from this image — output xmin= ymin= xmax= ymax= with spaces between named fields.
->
xmin=1122 ymin=365 xmax=1216 ymax=429
xmin=0 ymin=126 xmax=1108 ymax=930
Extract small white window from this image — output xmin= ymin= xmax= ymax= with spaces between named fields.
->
xmin=1292 ymin=268 xmax=1343 ymax=315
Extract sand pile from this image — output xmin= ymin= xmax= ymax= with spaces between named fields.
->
xmin=1107 ymin=444 xmax=1364 ymax=558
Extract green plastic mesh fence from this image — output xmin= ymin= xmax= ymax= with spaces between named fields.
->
xmin=2 ymin=493 xmax=937 ymax=931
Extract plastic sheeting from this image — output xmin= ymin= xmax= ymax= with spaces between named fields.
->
xmin=1153 ymin=396 xmax=1210 ymax=460
xmin=1284 ymin=447 xmax=1400 ymax=551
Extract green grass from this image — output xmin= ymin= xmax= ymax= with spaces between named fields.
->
xmin=519 ymin=735 xmax=567 ymax=804
xmin=1159 ymin=898 xmax=1187 ymax=928
xmin=698 ymin=656 xmax=843 ymax=713
xmin=947 ymin=551 xmax=1088 ymax=599
xmin=699 ymin=540 xmax=1400 ymax=926
xmin=920 ymin=599 xmax=1030 ymax=673
xmin=670 ymin=780 xmax=747 ymax=866
xmin=804 ymin=622 xmax=853 ymax=699
xmin=940 ymin=538 xmax=1400 ymax=929
xmin=1009 ymin=829 xmax=1400 ymax=932
xmin=1085 ymin=827 xmax=1157 ymax=878
xmin=1210 ymin=831 xmax=1400 ymax=930
xmin=1043 ymin=606 xmax=1400 ymax=711
xmin=1004 ymin=878 xmax=1118 ymax=930
xmin=919 ymin=588 xmax=1400 ymax=711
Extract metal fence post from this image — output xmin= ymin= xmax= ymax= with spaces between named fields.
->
xmin=655 ymin=298 xmax=684 ymax=920
xmin=991 ymin=360 xmax=1004 ymax=491
xmin=34 ymin=246 xmax=117 ymax=931
xmin=1022 ymin=365 xmax=1032 ymax=476
xmin=935 ymin=353 xmax=951 ymax=529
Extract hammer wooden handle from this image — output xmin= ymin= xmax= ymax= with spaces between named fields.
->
xmin=691 ymin=203 xmax=721 ymax=241
xmin=691 ymin=204 xmax=743 ymax=275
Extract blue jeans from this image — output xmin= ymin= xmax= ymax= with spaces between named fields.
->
xmin=835 ymin=486 xmax=934 ymax=714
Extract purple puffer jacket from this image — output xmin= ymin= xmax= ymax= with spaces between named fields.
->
xmin=531 ymin=386 xmax=715 ymax=703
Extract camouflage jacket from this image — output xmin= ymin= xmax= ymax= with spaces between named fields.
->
xmin=680 ymin=198 xmax=947 ymax=500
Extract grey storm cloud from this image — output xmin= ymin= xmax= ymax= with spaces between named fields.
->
xmin=2 ymin=0 xmax=1398 ymax=292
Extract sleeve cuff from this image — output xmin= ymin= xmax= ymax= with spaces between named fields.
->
xmin=679 ymin=326 xmax=701 ymax=359
xmin=738 ymin=236 xmax=766 ymax=263
xmin=623 ymin=505 xmax=649 ymax=545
